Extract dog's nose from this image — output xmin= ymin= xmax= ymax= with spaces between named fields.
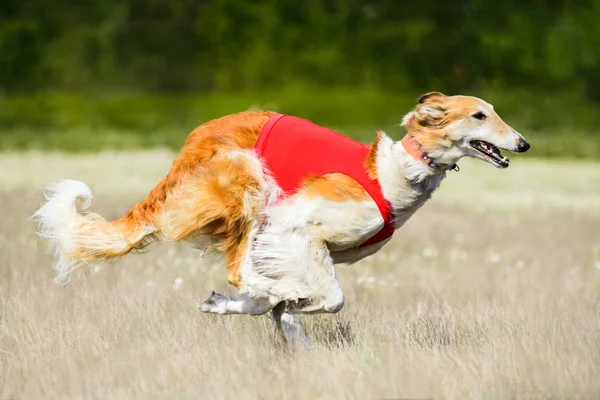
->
xmin=517 ymin=141 xmax=530 ymax=153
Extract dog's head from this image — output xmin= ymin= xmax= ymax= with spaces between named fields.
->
xmin=402 ymin=92 xmax=530 ymax=168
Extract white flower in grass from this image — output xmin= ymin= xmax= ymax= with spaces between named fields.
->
xmin=516 ymin=260 xmax=525 ymax=269
xmin=173 ymin=277 xmax=184 ymax=289
xmin=366 ymin=276 xmax=376 ymax=285
xmin=488 ymin=252 xmax=501 ymax=264
xmin=145 ymin=280 xmax=154 ymax=288
xmin=92 ymin=266 xmax=102 ymax=274
xmin=356 ymin=275 xmax=367 ymax=285
xmin=422 ymin=246 xmax=438 ymax=258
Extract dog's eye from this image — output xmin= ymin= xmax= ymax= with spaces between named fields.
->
xmin=472 ymin=112 xmax=487 ymax=120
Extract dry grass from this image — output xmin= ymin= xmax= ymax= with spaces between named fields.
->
xmin=1 ymin=152 xmax=600 ymax=399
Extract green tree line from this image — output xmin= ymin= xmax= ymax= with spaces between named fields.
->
xmin=2 ymin=0 xmax=600 ymax=98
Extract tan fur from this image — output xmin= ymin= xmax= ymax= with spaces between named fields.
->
xmin=65 ymin=111 xmax=274 ymax=287
xmin=120 ymin=110 xmax=274 ymax=224
xmin=65 ymin=214 xmax=153 ymax=261
xmin=365 ymin=132 xmax=383 ymax=180
xmin=301 ymin=173 xmax=371 ymax=202
xmin=159 ymin=151 xmax=266 ymax=287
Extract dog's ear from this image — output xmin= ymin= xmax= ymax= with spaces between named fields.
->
xmin=417 ymin=92 xmax=446 ymax=104
xmin=403 ymin=92 xmax=448 ymax=128
xmin=414 ymin=102 xmax=447 ymax=128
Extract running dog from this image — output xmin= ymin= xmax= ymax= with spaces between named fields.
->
xmin=33 ymin=92 xmax=530 ymax=343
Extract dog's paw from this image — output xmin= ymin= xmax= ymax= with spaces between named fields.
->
xmin=198 ymin=290 xmax=229 ymax=314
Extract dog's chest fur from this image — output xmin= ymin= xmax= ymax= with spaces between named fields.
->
xmin=272 ymin=133 xmax=446 ymax=265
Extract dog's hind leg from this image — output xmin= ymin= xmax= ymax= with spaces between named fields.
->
xmin=272 ymin=302 xmax=310 ymax=348
xmin=198 ymin=291 xmax=280 ymax=315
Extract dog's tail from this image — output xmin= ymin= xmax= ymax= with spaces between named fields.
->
xmin=33 ymin=179 xmax=160 ymax=283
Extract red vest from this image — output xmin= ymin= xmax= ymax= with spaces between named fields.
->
xmin=254 ymin=114 xmax=394 ymax=247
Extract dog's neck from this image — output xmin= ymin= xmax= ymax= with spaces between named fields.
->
xmin=375 ymin=133 xmax=448 ymax=229
xmin=401 ymin=133 xmax=459 ymax=172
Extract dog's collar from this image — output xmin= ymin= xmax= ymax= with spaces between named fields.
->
xmin=401 ymin=133 xmax=459 ymax=172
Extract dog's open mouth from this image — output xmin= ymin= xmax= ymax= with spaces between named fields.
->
xmin=469 ymin=140 xmax=510 ymax=168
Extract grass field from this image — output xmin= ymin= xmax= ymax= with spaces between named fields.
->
xmin=1 ymin=152 xmax=600 ymax=399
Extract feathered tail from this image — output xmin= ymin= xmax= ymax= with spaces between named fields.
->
xmin=32 ymin=179 xmax=158 ymax=283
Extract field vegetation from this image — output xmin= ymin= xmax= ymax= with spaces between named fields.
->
xmin=1 ymin=153 xmax=599 ymax=399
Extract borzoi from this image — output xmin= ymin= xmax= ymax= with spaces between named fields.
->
xmin=33 ymin=92 xmax=530 ymax=343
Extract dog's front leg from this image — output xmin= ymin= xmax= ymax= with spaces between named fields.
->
xmin=286 ymin=275 xmax=345 ymax=315
xmin=272 ymin=302 xmax=310 ymax=348
xmin=198 ymin=291 xmax=280 ymax=315
xmin=243 ymin=221 xmax=345 ymax=315
xmin=285 ymin=240 xmax=345 ymax=315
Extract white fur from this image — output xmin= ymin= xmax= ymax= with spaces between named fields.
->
xmin=32 ymin=179 xmax=94 ymax=284
xmin=401 ymin=111 xmax=415 ymax=127
xmin=376 ymin=133 xmax=446 ymax=228
xmin=307 ymin=198 xmax=383 ymax=251
xmin=243 ymin=199 xmax=331 ymax=300
xmin=239 ymin=195 xmax=381 ymax=301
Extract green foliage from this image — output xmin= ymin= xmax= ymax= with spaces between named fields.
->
xmin=2 ymin=0 xmax=600 ymax=95
xmin=0 ymin=87 xmax=598 ymax=158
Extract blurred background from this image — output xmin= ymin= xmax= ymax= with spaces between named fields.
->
xmin=1 ymin=0 xmax=599 ymax=157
